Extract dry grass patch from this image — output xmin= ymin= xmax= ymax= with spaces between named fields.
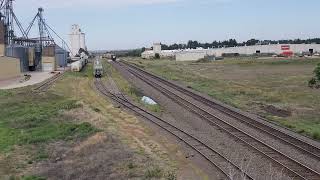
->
xmin=127 ymin=57 xmax=320 ymax=140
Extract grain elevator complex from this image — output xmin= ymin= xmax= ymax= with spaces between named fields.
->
xmin=0 ymin=1 xmax=88 ymax=84
xmin=0 ymin=1 xmax=69 ymax=81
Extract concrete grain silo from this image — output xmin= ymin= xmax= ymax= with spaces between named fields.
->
xmin=69 ymin=24 xmax=86 ymax=57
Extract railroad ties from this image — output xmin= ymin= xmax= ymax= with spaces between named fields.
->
xmin=116 ymin=61 xmax=320 ymax=180
xmin=33 ymin=72 xmax=64 ymax=92
xmin=94 ymin=77 xmax=254 ymax=180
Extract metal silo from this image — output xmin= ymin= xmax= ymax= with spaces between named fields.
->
xmin=6 ymin=45 xmax=29 ymax=72
xmin=55 ymin=46 xmax=68 ymax=68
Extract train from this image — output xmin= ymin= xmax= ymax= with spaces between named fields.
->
xmin=93 ymin=58 xmax=103 ymax=78
xmin=71 ymin=52 xmax=89 ymax=72
xmin=111 ymin=55 xmax=117 ymax=61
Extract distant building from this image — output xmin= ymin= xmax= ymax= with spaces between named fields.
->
xmin=69 ymin=24 xmax=86 ymax=57
xmin=153 ymin=43 xmax=161 ymax=54
xmin=207 ymin=44 xmax=320 ymax=57
xmin=141 ymin=42 xmax=179 ymax=59
xmin=176 ymin=51 xmax=207 ymax=61
xmin=176 ymin=44 xmax=320 ymax=61
xmin=142 ymin=42 xmax=320 ymax=61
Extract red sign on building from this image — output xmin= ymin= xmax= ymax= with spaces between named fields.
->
xmin=281 ymin=45 xmax=290 ymax=50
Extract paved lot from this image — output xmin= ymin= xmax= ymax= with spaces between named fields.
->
xmin=0 ymin=72 xmax=57 ymax=90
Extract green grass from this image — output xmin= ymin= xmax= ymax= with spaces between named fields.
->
xmin=104 ymin=61 xmax=163 ymax=113
xmin=64 ymin=62 xmax=93 ymax=79
xmin=144 ymin=166 xmax=163 ymax=179
xmin=126 ymin=57 xmax=320 ymax=140
xmin=0 ymin=89 xmax=97 ymax=152
xmin=21 ymin=175 xmax=46 ymax=180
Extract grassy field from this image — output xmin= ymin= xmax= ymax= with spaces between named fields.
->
xmin=103 ymin=60 xmax=163 ymax=113
xmin=126 ymin=57 xmax=320 ymax=140
xmin=0 ymin=71 xmax=98 ymax=179
xmin=0 ymin=61 xmax=194 ymax=180
xmin=0 ymin=90 xmax=96 ymax=153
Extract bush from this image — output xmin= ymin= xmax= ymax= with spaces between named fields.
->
xmin=22 ymin=176 xmax=46 ymax=180
xmin=154 ymin=53 xmax=160 ymax=59
xmin=144 ymin=167 xmax=163 ymax=179
xmin=312 ymin=131 xmax=320 ymax=140
xmin=309 ymin=63 xmax=320 ymax=88
xmin=314 ymin=63 xmax=320 ymax=81
xmin=308 ymin=78 xmax=317 ymax=88
xmin=166 ymin=171 xmax=177 ymax=180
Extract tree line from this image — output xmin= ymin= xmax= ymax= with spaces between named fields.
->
xmin=159 ymin=38 xmax=320 ymax=50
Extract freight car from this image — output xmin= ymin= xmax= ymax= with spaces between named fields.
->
xmin=71 ymin=61 xmax=83 ymax=72
xmin=93 ymin=59 xmax=103 ymax=78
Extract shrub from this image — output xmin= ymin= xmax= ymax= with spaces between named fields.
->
xmin=312 ymin=131 xmax=320 ymax=140
xmin=22 ymin=176 xmax=46 ymax=180
xmin=309 ymin=63 xmax=320 ymax=88
xmin=155 ymin=53 xmax=160 ymax=59
xmin=308 ymin=78 xmax=317 ymax=88
xmin=314 ymin=63 xmax=320 ymax=81
xmin=166 ymin=171 xmax=177 ymax=180
xmin=144 ymin=167 xmax=163 ymax=179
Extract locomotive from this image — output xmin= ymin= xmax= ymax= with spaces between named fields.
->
xmin=111 ymin=55 xmax=117 ymax=61
xmin=93 ymin=58 xmax=103 ymax=78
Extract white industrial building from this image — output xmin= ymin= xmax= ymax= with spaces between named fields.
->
xmin=208 ymin=44 xmax=320 ymax=57
xmin=142 ymin=43 xmax=320 ymax=61
xmin=141 ymin=43 xmax=179 ymax=59
xmin=69 ymin=24 xmax=87 ymax=57
xmin=176 ymin=50 xmax=207 ymax=61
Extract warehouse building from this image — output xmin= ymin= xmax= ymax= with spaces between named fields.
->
xmin=176 ymin=50 xmax=207 ymax=61
xmin=141 ymin=43 xmax=179 ymax=59
xmin=55 ymin=46 xmax=68 ymax=68
xmin=0 ymin=19 xmax=21 ymax=80
xmin=208 ymin=44 xmax=320 ymax=57
xmin=0 ymin=56 xmax=21 ymax=80
xmin=142 ymin=43 xmax=320 ymax=61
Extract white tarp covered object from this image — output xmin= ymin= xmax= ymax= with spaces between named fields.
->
xmin=141 ymin=96 xmax=157 ymax=105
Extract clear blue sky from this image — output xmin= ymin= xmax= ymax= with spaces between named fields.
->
xmin=13 ymin=0 xmax=320 ymax=50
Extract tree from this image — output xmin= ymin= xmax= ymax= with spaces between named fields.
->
xmin=161 ymin=44 xmax=169 ymax=50
xmin=246 ymin=39 xmax=259 ymax=46
xmin=187 ymin=40 xmax=200 ymax=49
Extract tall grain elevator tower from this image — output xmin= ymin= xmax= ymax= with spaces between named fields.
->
xmin=69 ymin=24 xmax=86 ymax=57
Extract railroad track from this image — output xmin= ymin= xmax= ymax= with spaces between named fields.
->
xmin=94 ymin=77 xmax=254 ymax=180
xmin=33 ymin=72 xmax=64 ymax=92
xmin=116 ymin=61 xmax=320 ymax=180
xmin=121 ymin=61 xmax=320 ymax=160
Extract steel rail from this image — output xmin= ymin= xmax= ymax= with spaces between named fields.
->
xmin=121 ymin=61 xmax=320 ymax=160
xmin=118 ymin=61 xmax=320 ymax=180
xmin=33 ymin=73 xmax=63 ymax=92
xmin=94 ymin=78 xmax=254 ymax=180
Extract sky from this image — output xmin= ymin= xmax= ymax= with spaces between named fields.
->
xmin=12 ymin=0 xmax=320 ymax=50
